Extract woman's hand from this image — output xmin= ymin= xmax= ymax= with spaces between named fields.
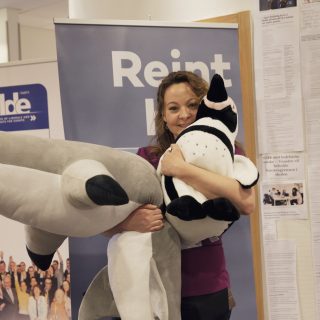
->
xmin=103 ymin=204 xmax=164 ymax=236
xmin=119 ymin=204 xmax=164 ymax=232
xmin=160 ymin=144 xmax=186 ymax=177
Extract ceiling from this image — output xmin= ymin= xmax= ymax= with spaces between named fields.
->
xmin=0 ymin=0 xmax=68 ymax=29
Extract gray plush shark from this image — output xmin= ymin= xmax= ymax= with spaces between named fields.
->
xmin=0 ymin=131 xmax=181 ymax=320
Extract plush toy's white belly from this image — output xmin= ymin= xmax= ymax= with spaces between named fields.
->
xmin=178 ymin=132 xmax=233 ymax=177
xmin=177 ymin=117 xmax=235 ymax=178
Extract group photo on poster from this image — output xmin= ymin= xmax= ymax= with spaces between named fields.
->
xmin=0 ymin=246 xmax=71 ymax=320
xmin=0 ymin=60 xmax=69 ymax=320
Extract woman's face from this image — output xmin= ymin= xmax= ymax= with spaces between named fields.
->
xmin=30 ymin=278 xmax=37 ymax=287
xmin=21 ymin=281 xmax=27 ymax=292
xmin=55 ymin=289 xmax=65 ymax=303
xmin=34 ymin=286 xmax=40 ymax=297
xmin=47 ymin=266 xmax=54 ymax=276
xmin=162 ymin=82 xmax=199 ymax=139
xmin=62 ymin=281 xmax=69 ymax=292
xmin=28 ymin=267 xmax=34 ymax=275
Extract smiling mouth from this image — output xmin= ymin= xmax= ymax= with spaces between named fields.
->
xmin=178 ymin=124 xmax=190 ymax=129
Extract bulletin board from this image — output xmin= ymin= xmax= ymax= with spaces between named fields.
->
xmin=251 ymin=1 xmax=320 ymax=320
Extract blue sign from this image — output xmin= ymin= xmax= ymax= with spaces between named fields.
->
xmin=56 ymin=22 xmax=243 ymax=148
xmin=0 ymin=84 xmax=49 ymax=131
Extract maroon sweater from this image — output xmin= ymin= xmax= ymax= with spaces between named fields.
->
xmin=137 ymin=146 xmax=233 ymax=297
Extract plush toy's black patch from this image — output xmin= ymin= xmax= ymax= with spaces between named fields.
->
xmin=202 ymin=198 xmax=240 ymax=221
xmin=164 ymin=176 xmax=179 ymax=201
xmin=86 ymin=175 xmax=129 ymax=205
xmin=195 ymin=103 xmax=237 ymax=133
xmin=26 ymin=246 xmax=54 ymax=271
xmin=237 ymin=172 xmax=260 ymax=189
xmin=176 ymin=125 xmax=234 ymax=161
xmin=167 ymin=195 xmax=206 ymax=221
xmin=207 ymin=74 xmax=228 ymax=102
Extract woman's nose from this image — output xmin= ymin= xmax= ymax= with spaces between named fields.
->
xmin=179 ymin=106 xmax=191 ymax=119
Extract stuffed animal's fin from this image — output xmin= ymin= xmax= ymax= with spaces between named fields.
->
xmin=107 ymin=232 xmax=158 ymax=320
xmin=26 ymin=247 xmax=54 ymax=271
xmin=166 ymin=195 xmax=206 ymax=221
xmin=25 ymin=225 xmax=67 ymax=270
xmin=61 ymin=159 xmax=129 ymax=208
xmin=78 ymin=223 xmax=181 ymax=320
xmin=233 ymin=155 xmax=259 ymax=189
xmin=203 ymin=198 xmax=240 ymax=221
xmin=78 ymin=265 xmax=119 ymax=320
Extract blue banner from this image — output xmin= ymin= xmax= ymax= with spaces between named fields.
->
xmin=55 ymin=20 xmax=255 ymax=320
xmin=0 ymin=84 xmax=49 ymax=131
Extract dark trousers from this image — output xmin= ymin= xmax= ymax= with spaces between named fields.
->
xmin=181 ymin=288 xmax=232 ymax=320
xmin=112 ymin=288 xmax=232 ymax=320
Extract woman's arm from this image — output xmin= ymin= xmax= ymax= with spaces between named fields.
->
xmin=160 ymin=144 xmax=256 ymax=215
xmin=14 ymin=273 xmax=21 ymax=296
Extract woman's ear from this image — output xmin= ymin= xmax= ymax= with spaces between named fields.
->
xmin=163 ymin=118 xmax=168 ymax=129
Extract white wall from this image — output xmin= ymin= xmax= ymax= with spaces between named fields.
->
xmin=17 ymin=0 xmax=255 ymax=60
xmin=20 ymin=25 xmax=56 ymax=60
xmin=0 ymin=9 xmax=9 ymax=62
xmin=69 ymin=0 xmax=254 ymax=21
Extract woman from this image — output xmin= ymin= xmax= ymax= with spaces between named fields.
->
xmin=25 ymin=266 xmax=39 ymax=292
xmin=45 ymin=266 xmax=58 ymax=293
xmin=48 ymin=288 xmax=70 ymax=320
xmin=28 ymin=285 xmax=47 ymax=320
xmin=61 ymin=280 xmax=71 ymax=298
xmin=290 ymin=186 xmax=303 ymax=205
xmin=0 ymin=280 xmax=5 ymax=314
xmin=14 ymin=266 xmax=30 ymax=320
xmin=114 ymin=71 xmax=255 ymax=320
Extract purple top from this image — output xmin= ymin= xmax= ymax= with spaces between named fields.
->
xmin=137 ymin=146 xmax=245 ymax=297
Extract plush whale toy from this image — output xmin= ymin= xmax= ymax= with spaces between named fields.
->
xmin=0 ymin=131 xmax=181 ymax=320
xmin=158 ymin=74 xmax=259 ymax=246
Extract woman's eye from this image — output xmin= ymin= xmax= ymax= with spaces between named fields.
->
xmin=188 ymin=103 xmax=198 ymax=109
xmin=169 ymin=106 xmax=179 ymax=112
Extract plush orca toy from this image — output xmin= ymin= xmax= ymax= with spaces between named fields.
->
xmin=0 ymin=132 xmax=181 ymax=320
xmin=158 ymin=74 xmax=259 ymax=246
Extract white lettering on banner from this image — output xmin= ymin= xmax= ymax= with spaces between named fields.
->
xmin=112 ymin=49 xmax=232 ymax=88
xmin=171 ymin=49 xmax=181 ymax=72
xmin=145 ymin=98 xmax=156 ymax=136
xmin=211 ymin=54 xmax=231 ymax=87
xmin=185 ymin=61 xmax=210 ymax=83
xmin=112 ymin=51 xmax=144 ymax=87
xmin=0 ymin=92 xmax=31 ymax=116
xmin=144 ymin=62 xmax=169 ymax=88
